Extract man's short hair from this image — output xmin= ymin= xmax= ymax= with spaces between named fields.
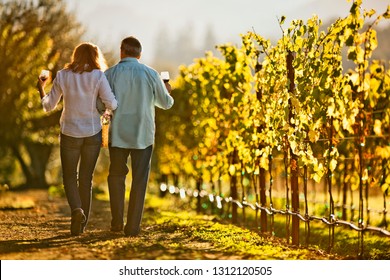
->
xmin=121 ymin=36 xmax=142 ymax=57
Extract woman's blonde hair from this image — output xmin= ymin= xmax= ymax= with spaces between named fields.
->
xmin=64 ymin=42 xmax=107 ymax=73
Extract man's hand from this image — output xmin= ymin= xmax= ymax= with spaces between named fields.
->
xmin=164 ymin=82 xmax=172 ymax=93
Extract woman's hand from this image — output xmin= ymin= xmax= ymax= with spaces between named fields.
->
xmin=37 ymin=77 xmax=47 ymax=99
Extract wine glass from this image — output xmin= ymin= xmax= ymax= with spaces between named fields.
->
xmin=160 ymin=71 xmax=170 ymax=83
xmin=39 ymin=70 xmax=50 ymax=81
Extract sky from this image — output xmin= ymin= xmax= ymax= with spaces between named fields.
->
xmin=65 ymin=0 xmax=390 ymax=65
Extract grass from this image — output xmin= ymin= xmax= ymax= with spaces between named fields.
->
xmin=151 ymin=187 xmax=390 ymax=260
xmin=80 ymin=188 xmax=338 ymax=260
xmin=268 ymin=216 xmax=390 ymax=259
xmin=101 ymin=195 xmax=336 ymax=260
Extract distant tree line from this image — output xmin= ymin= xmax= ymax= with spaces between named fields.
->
xmin=152 ymin=24 xmax=219 ymax=77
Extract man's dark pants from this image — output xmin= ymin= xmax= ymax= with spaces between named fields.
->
xmin=108 ymin=145 xmax=153 ymax=235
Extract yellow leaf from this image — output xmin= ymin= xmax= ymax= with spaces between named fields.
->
xmin=312 ymin=173 xmax=321 ymax=183
xmin=259 ymin=155 xmax=269 ymax=170
xmin=362 ymin=168 xmax=368 ymax=182
xmin=229 ymin=164 xmax=236 ymax=176
xmin=373 ymin=119 xmax=382 ymax=136
xmin=327 ymin=101 xmax=335 ymax=117
xmin=329 ymin=159 xmax=338 ymax=172
xmin=308 ymin=130 xmax=319 ymax=143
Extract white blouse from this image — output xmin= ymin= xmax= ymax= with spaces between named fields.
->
xmin=42 ymin=69 xmax=118 ymax=138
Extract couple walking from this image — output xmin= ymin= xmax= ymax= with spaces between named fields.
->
xmin=37 ymin=36 xmax=174 ymax=236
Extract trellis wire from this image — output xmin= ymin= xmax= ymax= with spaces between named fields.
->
xmin=159 ymin=180 xmax=390 ymax=257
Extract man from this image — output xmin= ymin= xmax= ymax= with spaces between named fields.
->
xmin=105 ymin=36 xmax=174 ymax=236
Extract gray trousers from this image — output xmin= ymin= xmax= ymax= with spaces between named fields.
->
xmin=107 ymin=145 xmax=153 ymax=235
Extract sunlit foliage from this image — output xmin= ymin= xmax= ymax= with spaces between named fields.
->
xmin=0 ymin=0 xmax=83 ymax=187
xmin=155 ymin=1 xmax=390 ymax=198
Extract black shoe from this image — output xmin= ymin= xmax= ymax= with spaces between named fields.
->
xmin=71 ymin=208 xmax=86 ymax=236
xmin=124 ymin=225 xmax=140 ymax=237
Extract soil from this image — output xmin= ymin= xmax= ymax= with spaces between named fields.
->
xmin=0 ymin=189 xmax=342 ymax=260
xmin=0 ymin=189 xmax=115 ymax=260
xmin=0 ymin=189 xmax=252 ymax=260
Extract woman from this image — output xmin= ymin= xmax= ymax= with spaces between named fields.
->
xmin=37 ymin=42 xmax=118 ymax=236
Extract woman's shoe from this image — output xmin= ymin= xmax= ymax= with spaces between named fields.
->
xmin=80 ymin=222 xmax=86 ymax=233
xmin=71 ymin=208 xmax=86 ymax=236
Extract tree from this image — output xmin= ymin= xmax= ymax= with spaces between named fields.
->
xmin=0 ymin=0 xmax=83 ymax=188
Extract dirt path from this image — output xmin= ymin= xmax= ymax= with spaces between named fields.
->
xmin=0 ymin=189 xmax=252 ymax=260
xmin=0 ymin=189 xmax=341 ymax=260
xmin=0 ymin=189 xmax=115 ymax=259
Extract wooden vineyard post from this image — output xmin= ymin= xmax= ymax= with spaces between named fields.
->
xmin=256 ymin=87 xmax=267 ymax=233
xmin=230 ymin=149 xmax=239 ymax=224
xmin=196 ymin=176 xmax=202 ymax=213
xmin=287 ymin=51 xmax=300 ymax=245
xmin=357 ymin=116 xmax=365 ymax=258
xmin=327 ymin=117 xmax=335 ymax=251
xmin=259 ymin=167 xmax=267 ymax=232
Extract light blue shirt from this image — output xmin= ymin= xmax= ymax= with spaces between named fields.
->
xmin=105 ymin=57 xmax=174 ymax=149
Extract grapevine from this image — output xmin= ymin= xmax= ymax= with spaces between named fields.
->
xmin=156 ymin=1 xmax=390 ymax=235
